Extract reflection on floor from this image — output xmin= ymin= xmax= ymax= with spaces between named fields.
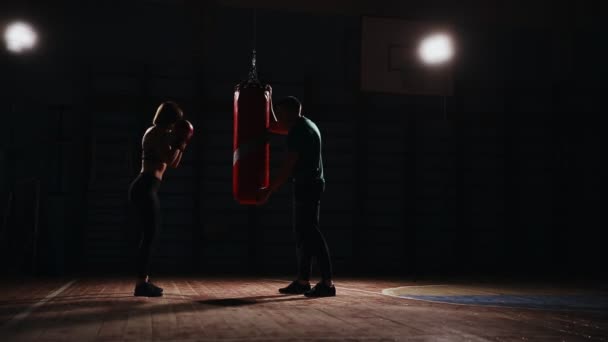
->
xmin=383 ymin=283 xmax=608 ymax=310
xmin=0 ymin=277 xmax=607 ymax=341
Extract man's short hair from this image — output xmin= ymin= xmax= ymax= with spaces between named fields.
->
xmin=276 ymin=96 xmax=302 ymax=116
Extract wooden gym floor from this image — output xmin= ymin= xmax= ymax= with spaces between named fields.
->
xmin=0 ymin=276 xmax=607 ymax=341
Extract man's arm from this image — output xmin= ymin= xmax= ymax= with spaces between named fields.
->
xmin=259 ymin=151 xmax=298 ymax=204
xmin=269 ymin=151 xmax=298 ymax=193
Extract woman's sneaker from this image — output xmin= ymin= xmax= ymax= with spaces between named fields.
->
xmin=279 ymin=280 xmax=312 ymax=294
xmin=304 ymin=282 xmax=336 ymax=297
xmin=134 ymin=282 xmax=163 ymax=297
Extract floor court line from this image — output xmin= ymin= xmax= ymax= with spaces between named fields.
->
xmin=1 ymin=279 xmax=78 ymax=328
xmin=265 ymin=278 xmax=445 ymax=298
xmin=267 ymin=279 xmax=606 ymax=312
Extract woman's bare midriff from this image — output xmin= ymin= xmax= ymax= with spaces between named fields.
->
xmin=141 ymin=160 xmax=168 ymax=181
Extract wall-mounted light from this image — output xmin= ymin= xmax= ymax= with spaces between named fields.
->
xmin=4 ymin=21 xmax=38 ymax=54
xmin=418 ymin=33 xmax=454 ymax=66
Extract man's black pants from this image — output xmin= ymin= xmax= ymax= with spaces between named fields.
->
xmin=293 ymin=182 xmax=332 ymax=282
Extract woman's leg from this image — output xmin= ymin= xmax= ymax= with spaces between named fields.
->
xmin=129 ymin=175 xmax=163 ymax=297
xmin=136 ymin=191 xmax=161 ymax=280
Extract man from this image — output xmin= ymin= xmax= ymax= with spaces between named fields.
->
xmin=259 ymin=96 xmax=335 ymax=297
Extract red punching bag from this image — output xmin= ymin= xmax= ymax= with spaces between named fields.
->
xmin=233 ymin=51 xmax=271 ymax=205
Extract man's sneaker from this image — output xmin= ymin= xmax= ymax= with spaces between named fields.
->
xmin=278 ymin=281 xmax=312 ymax=294
xmin=134 ymin=282 xmax=163 ymax=297
xmin=304 ymin=282 xmax=336 ymax=297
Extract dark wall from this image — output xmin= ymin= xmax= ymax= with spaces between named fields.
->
xmin=0 ymin=0 xmax=604 ymax=277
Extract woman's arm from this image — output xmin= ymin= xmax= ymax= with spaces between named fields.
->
xmin=159 ymin=132 xmax=181 ymax=165
xmin=169 ymin=149 xmax=183 ymax=168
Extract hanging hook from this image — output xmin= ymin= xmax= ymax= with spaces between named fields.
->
xmin=253 ymin=8 xmax=257 ymax=52
xmin=248 ymin=9 xmax=259 ymax=83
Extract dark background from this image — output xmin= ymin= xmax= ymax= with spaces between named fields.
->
xmin=0 ymin=0 xmax=605 ymax=278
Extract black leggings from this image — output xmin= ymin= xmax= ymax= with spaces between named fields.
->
xmin=128 ymin=173 xmax=161 ymax=278
xmin=293 ymin=185 xmax=332 ymax=282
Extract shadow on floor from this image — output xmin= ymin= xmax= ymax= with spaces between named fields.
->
xmin=198 ymin=294 xmax=312 ymax=307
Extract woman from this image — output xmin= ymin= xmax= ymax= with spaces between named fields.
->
xmin=128 ymin=101 xmax=192 ymax=297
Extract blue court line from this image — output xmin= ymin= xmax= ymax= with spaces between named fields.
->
xmin=400 ymin=294 xmax=608 ymax=310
